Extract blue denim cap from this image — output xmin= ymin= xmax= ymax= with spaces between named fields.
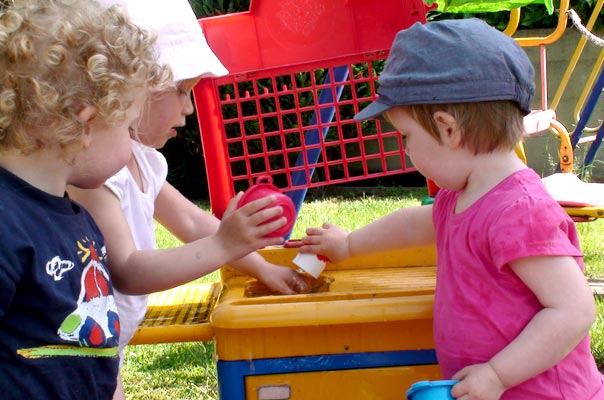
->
xmin=354 ymin=18 xmax=535 ymax=120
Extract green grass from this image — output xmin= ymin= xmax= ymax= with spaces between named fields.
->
xmin=578 ymin=221 xmax=604 ymax=277
xmin=122 ymin=187 xmax=604 ymax=399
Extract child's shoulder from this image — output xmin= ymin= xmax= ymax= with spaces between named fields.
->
xmin=0 ymin=167 xmax=35 ymax=208
xmin=489 ymin=169 xmax=558 ymax=207
xmin=436 ymin=168 xmax=564 ymax=219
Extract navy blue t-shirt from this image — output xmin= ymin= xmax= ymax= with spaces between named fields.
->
xmin=0 ymin=167 xmax=120 ymax=399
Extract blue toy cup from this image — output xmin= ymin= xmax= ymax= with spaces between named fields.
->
xmin=406 ymin=380 xmax=458 ymax=400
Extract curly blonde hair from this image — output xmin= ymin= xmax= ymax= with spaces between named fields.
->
xmin=0 ymin=0 xmax=172 ymax=158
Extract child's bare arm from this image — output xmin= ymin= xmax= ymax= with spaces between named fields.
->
xmin=68 ymin=185 xmax=141 ymax=287
xmin=300 ymin=204 xmax=435 ymax=263
xmin=154 ymin=182 xmax=308 ymax=294
xmin=452 ymin=255 xmax=596 ymax=399
xmin=69 ymin=185 xmax=287 ymax=294
xmin=154 ymin=182 xmax=221 ymax=242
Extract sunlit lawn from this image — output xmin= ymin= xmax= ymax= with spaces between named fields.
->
xmin=122 ymin=187 xmax=604 ymax=399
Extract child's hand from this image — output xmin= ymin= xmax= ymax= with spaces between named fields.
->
xmin=254 ymin=263 xmax=310 ymax=295
xmin=299 ymin=222 xmax=350 ymax=264
xmin=451 ymin=362 xmax=506 ymax=400
xmin=216 ymin=193 xmax=287 ymax=259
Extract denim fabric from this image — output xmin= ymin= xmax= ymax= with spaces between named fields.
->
xmin=354 ymin=18 xmax=535 ymax=120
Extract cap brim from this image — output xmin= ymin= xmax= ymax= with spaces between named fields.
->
xmin=353 ymin=100 xmax=392 ymax=121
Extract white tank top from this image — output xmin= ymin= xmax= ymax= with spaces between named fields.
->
xmin=104 ymin=140 xmax=168 ymax=351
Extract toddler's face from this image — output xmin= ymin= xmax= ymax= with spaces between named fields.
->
xmin=69 ymin=88 xmax=147 ymax=189
xmin=134 ymin=78 xmax=201 ymax=149
xmin=384 ymin=107 xmax=449 ymax=188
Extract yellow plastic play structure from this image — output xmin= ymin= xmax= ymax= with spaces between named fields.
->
xmin=545 ymin=0 xmax=604 ymax=220
xmin=431 ymin=0 xmax=604 ymax=221
xmin=508 ymin=0 xmax=604 ymax=221
xmin=128 ymin=1 xmax=604 ymax=398
xmin=133 ymin=2 xmax=442 ymax=398
xmin=516 ymin=0 xmax=604 ymax=221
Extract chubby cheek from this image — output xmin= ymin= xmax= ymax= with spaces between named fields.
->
xmin=94 ymin=153 xmax=130 ymax=188
xmin=405 ymin=139 xmax=439 ymax=181
xmin=86 ymin=137 xmax=132 ymax=188
xmin=410 ymin=156 xmax=433 ymax=179
xmin=109 ymin=136 xmax=133 ymax=171
xmin=136 ymin=120 xmax=174 ymax=149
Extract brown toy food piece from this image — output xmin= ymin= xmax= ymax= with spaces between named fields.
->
xmin=244 ymin=273 xmax=335 ymax=297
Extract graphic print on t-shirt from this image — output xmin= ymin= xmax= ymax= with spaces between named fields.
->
xmin=18 ymin=237 xmax=120 ymax=359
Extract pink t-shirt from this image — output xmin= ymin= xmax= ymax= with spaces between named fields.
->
xmin=432 ymin=168 xmax=604 ymax=399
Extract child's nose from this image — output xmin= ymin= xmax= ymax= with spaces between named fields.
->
xmin=183 ymin=93 xmax=195 ymax=115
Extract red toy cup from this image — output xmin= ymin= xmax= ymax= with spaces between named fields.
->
xmin=237 ymin=175 xmax=296 ymax=238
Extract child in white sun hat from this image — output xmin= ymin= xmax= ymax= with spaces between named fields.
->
xmin=69 ymin=1 xmax=310 ymax=398
xmin=104 ymin=0 xmax=228 ymax=80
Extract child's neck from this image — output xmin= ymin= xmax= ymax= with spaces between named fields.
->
xmin=126 ymin=152 xmax=145 ymax=192
xmin=0 ymin=148 xmax=70 ymax=196
xmin=456 ymin=151 xmax=527 ymax=213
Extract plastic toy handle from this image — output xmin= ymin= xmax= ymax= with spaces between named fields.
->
xmin=255 ymin=175 xmax=273 ymax=184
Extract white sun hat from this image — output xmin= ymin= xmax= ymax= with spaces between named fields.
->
xmin=100 ymin=0 xmax=228 ymax=81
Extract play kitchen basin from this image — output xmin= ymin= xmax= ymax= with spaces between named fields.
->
xmin=132 ymin=245 xmax=441 ymax=398
xmin=212 ymin=245 xmax=441 ymax=399
xmin=131 ymin=245 xmax=441 ymax=399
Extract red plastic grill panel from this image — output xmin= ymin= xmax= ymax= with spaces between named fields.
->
xmin=194 ymin=0 xmax=429 ymax=217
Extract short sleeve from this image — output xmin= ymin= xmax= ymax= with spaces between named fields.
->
xmin=141 ymin=147 xmax=168 ymax=194
xmin=104 ymin=166 xmax=130 ymax=202
xmin=489 ymin=195 xmax=583 ymax=269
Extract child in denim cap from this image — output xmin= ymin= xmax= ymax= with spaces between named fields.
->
xmin=0 ymin=0 xmax=170 ymax=398
xmin=300 ymin=18 xmax=604 ymax=399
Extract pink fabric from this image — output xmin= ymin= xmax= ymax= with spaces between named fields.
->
xmin=432 ymin=168 xmax=603 ymax=399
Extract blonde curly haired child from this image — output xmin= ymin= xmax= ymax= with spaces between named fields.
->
xmin=0 ymin=0 xmax=170 ymax=398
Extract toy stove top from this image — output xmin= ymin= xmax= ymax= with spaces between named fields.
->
xmin=211 ymin=246 xmax=437 ymax=361
xmin=131 ymin=245 xmax=437 ymax=348
xmin=132 ymin=245 xmax=440 ymax=399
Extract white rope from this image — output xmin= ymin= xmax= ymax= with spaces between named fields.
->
xmin=567 ymin=9 xmax=604 ymax=47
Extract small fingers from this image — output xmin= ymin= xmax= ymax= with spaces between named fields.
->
xmin=297 ymin=244 xmax=317 ymax=254
xmin=233 ymin=203 xmax=288 ymax=239
xmin=252 ymin=204 xmax=284 ymax=223
xmin=305 ymin=226 xmax=326 ymax=236
xmin=450 ymin=380 xmax=464 ymax=398
xmin=237 ymin=195 xmax=277 ymax=215
xmin=288 ymin=271 xmax=310 ymax=294
xmin=254 ymin=215 xmax=286 ymax=237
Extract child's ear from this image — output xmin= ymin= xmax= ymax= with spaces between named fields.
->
xmin=433 ymin=111 xmax=462 ymax=148
xmin=76 ymin=106 xmax=97 ymax=148
xmin=77 ymin=105 xmax=97 ymax=124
